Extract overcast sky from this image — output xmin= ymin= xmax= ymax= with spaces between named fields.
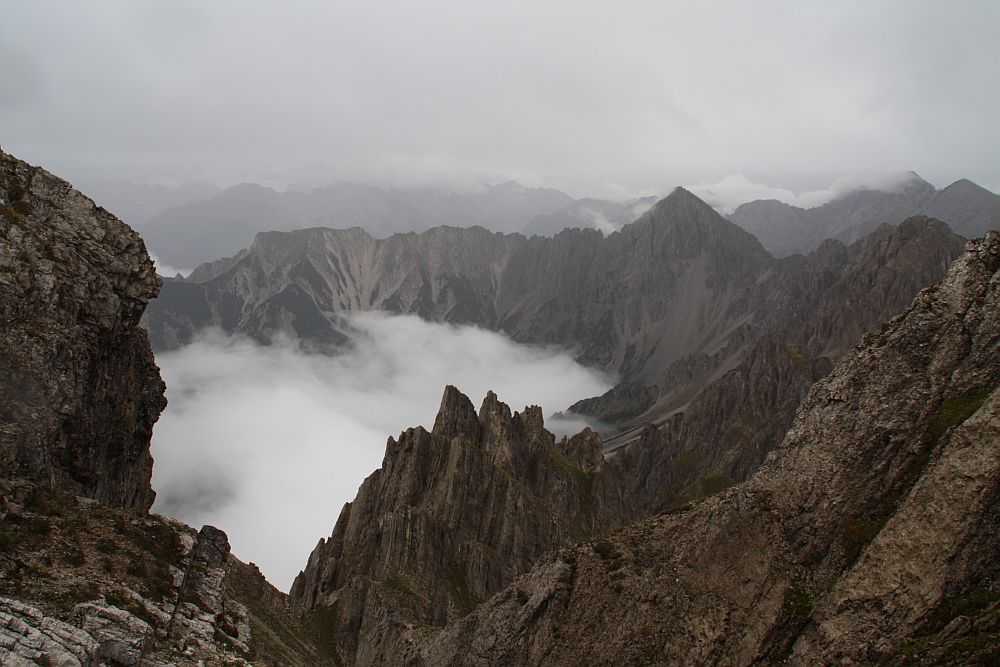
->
xmin=2 ymin=1 xmax=998 ymax=199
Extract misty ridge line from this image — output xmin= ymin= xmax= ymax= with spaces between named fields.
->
xmin=150 ymin=311 xmax=613 ymax=591
xmin=100 ymin=168 xmax=1000 ymax=271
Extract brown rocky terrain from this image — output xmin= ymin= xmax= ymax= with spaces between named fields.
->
xmin=289 ymin=387 xmax=632 ymax=666
xmin=1 ymin=151 xmax=166 ymax=511
xmin=411 ymin=231 xmax=1000 ymax=666
xmin=0 ymin=150 xmax=336 ymax=665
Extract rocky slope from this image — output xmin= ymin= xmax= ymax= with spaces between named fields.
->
xmin=601 ymin=216 xmax=967 ymax=512
xmin=289 ymin=386 xmax=632 ymax=666
xmin=0 ymin=483 xmax=338 ymax=666
xmin=729 ymin=173 xmax=1000 ymax=256
xmin=0 ymin=150 xmax=335 ymax=665
xmin=0 ymin=151 xmax=166 ymax=511
xmin=413 ymin=230 xmax=1000 ymax=666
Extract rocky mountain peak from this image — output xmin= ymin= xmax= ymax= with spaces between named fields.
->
xmin=645 ymin=186 xmax=726 ymax=224
xmin=290 ymin=385 xmax=632 ymax=664
xmin=432 ymin=384 xmax=482 ymax=440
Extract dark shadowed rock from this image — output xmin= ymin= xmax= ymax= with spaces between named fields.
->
xmin=0 ymin=150 xmax=166 ymax=510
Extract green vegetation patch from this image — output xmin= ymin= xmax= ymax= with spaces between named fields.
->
xmin=445 ymin=562 xmax=479 ymax=616
xmin=929 ymin=391 xmax=992 ymax=440
xmin=698 ymin=472 xmax=737 ymax=497
xmin=841 ymin=513 xmax=890 ymax=564
xmin=592 ymin=539 xmax=622 ymax=561
xmin=0 ymin=530 xmax=18 ymax=552
xmin=921 ymin=589 xmax=1000 ymax=637
xmin=785 ymin=346 xmax=809 ymax=371
xmin=782 ymin=584 xmax=814 ymax=620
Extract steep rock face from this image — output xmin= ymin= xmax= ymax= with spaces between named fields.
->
xmin=601 ymin=217 xmax=966 ymax=512
xmin=146 ymin=187 xmax=773 ymax=384
xmin=413 ymin=231 xmax=1000 ymax=666
xmin=0 ymin=150 xmax=166 ymax=510
xmin=289 ymin=386 xmax=632 ymax=666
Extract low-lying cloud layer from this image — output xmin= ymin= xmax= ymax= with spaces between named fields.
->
xmin=150 ymin=312 xmax=612 ymax=591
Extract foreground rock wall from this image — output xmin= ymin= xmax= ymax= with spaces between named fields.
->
xmin=0 ymin=150 xmax=166 ymax=510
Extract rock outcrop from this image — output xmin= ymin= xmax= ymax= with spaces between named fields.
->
xmin=289 ymin=386 xmax=632 ymax=666
xmin=0 ymin=150 xmax=339 ymax=665
xmin=412 ymin=231 xmax=1000 ymax=666
xmin=0 ymin=150 xmax=166 ymax=511
xmin=0 ymin=483 xmax=337 ymax=665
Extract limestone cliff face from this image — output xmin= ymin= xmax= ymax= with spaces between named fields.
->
xmin=145 ymin=187 xmax=773 ymax=382
xmin=289 ymin=386 xmax=632 ymax=666
xmin=0 ymin=150 xmax=166 ymax=510
xmin=412 ymin=231 xmax=1000 ymax=666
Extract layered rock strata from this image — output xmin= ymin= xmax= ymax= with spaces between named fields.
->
xmin=0 ymin=150 xmax=166 ymax=510
xmin=145 ymin=187 xmax=774 ymax=385
xmin=290 ymin=387 xmax=632 ymax=666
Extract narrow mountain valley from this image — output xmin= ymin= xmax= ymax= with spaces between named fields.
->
xmin=2 ymin=146 xmax=998 ymax=667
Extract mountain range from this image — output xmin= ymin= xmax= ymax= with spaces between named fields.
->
xmin=84 ymin=171 xmax=999 ymax=275
xmin=728 ymin=172 xmax=1000 ymax=256
xmin=2 ymin=148 xmax=998 ymax=665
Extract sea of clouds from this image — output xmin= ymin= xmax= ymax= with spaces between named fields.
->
xmin=150 ymin=311 xmax=612 ymax=591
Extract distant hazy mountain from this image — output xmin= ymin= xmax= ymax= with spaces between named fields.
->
xmin=145 ymin=188 xmax=774 ymax=381
xmin=75 ymin=178 xmax=221 ymax=228
xmin=921 ymin=178 xmax=1000 ymax=238
xmin=141 ymin=180 xmax=574 ymax=268
xmin=522 ymin=196 xmax=657 ymax=236
xmin=729 ymin=173 xmax=1000 ymax=256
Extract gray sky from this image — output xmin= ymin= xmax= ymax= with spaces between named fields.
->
xmin=2 ymin=1 xmax=998 ymax=199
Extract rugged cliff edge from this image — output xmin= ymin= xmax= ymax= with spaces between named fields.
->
xmin=0 ymin=150 xmax=335 ymax=665
xmin=410 ymin=231 xmax=1000 ymax=666
xmin=290 ymin=387 xmax=632 ymax=666
xmin=1 ymin=150 xmax=166 ymax=511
